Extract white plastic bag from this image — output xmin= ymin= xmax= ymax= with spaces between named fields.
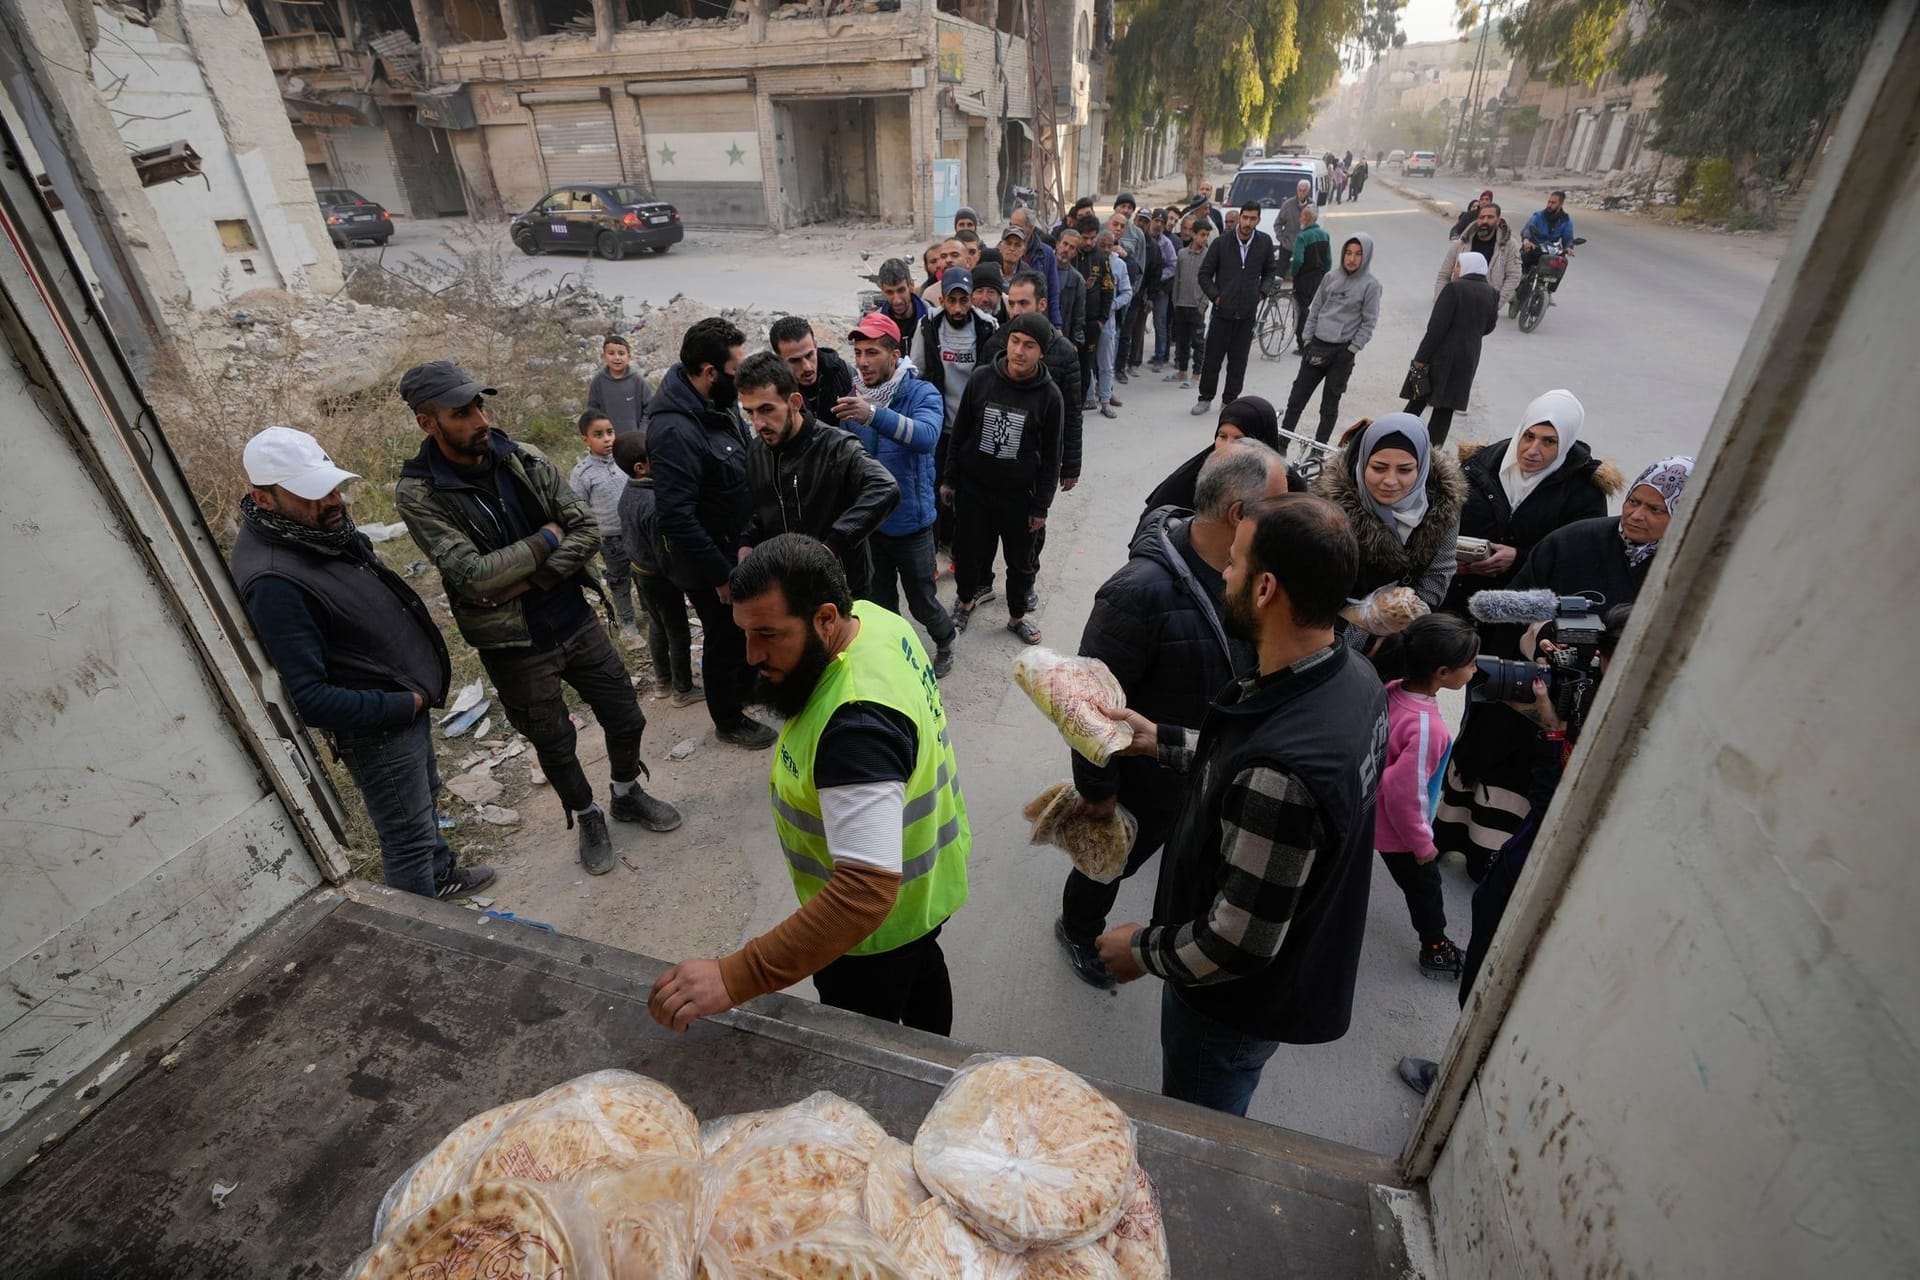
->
xmin=1097 ymin=1166 xmax=1169 ymax=1279
xmin=343 ymin=1178 xmax=610 ymax=1280
xmin=584 ymin=1155 xmax=712 ymax=1280
xmin=1340 ymin=585 xmax=1428 ymax=636
xmin=463 ymin=1070 xmax=701 ymax=1186
xmin=1021 ymin=783 xmax=1138 ymax=884
xmin=702 ymin=1113 xmax=876 ymax=1264
xmin=912 ymin=1056 xmax=1137 ymax=1252
xmin=1012 ymin=650 xmax=1133 ymax=766
xmin=373 ymin=1098 xmax=527 ymax=1242
xmin=700 ymin=1090 xmax=888 ymax=1163
xmin=725 ymin=1215 xmax=910 ymax=1280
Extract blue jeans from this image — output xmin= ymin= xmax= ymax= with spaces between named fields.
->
xmin=1096 ymin=310 xmax=1120 ymax=400
xmin=333 ymin=714 xmax=452 ymax=898
xmin=1151 ymin=290 xmax=1172 ymax=362
xmin=1159 ymin=984 xmax=1281 ymax=1118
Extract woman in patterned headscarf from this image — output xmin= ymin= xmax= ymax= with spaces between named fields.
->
xmin=1432 ymin=456 xmax=1695 ymax=881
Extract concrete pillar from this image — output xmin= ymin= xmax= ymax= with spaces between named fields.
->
xmin=497 ymin=0 xmax=525 ymax=54
xmin=591 ymin=0 xmax=615 ymax=53
xmin=407 ymin=0 xmax=445 ymax=75
xmin=912 ymin=82 xmax=938 ymax=238
xmin=175 ymin=0 xmax=344 ymax=294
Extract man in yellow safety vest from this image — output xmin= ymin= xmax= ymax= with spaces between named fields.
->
xmin=649 ymin=533 xmax=971 ymax=1034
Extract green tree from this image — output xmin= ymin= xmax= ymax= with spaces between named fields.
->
xmin=1111 ymin=0 xmax=1368 ymax=195
xmin=1500 ymin=0 xmax=1885 ymax=221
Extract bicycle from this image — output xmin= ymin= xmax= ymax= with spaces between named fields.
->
xmin=1276 ymin=426 xmax=1338 ymax=486
xmin=1256 ymin=285 xmax=1295 ymax=358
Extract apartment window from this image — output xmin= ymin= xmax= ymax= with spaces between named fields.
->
xmin=216 ymin=219 xmax=258 ymax=252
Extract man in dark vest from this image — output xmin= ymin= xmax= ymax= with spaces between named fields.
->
xmin=1096 ymin=494 xmax=1389 ymax=1117
xmin=232 ymin=426 xmax=491 ymax=900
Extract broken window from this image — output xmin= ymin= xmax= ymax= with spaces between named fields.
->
xmin=216 ymin=219 xmax=259 ymax=252
xmin=519 ymin=0 xmax=596 ymax=37
xmin=347 ymin=0 xmax=420 ymax=41
xmin=247 ymin=0 xmax=347 ymax=39
xmin=624 ymin=0 xmax=737 ymax=23
xmin=443 ymin=0 xmax=507 ymax=42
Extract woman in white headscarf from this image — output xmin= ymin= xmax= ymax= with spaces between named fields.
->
xmin=1401 ymin=249 xmax=1501 ymax=447
xmin=1442 ymin=389 xmax=1623 ymax=615
xmin=1434 ymin=453 xmax=1695 ymax=880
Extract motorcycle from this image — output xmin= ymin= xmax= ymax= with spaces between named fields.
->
xmin=1510 ymin=237 xmax=1587 ymax=334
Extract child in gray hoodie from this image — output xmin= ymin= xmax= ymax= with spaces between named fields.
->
xmin=1284 ymin=231 xmax=1383 ymax=445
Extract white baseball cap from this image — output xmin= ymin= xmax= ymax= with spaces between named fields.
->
xmin=243 ymin=426 xmax=359 ymax=501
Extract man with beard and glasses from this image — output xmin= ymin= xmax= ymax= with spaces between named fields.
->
xmin=646 ymin=318 xmax=779 ymax=750
xmin=395 ymin=363 xmax=682 ymax=877
xmin=234 ymin=427 xmax=490 ymax=902
xmin=738 ymin=347 xmax=899 ymax=599
xmin=648 ymin=534 xmax=971 ymax=1035
xmin=1091 ymin=495 xmax=1389 ymax=1118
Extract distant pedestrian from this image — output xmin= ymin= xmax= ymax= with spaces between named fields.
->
xmin=1092 ymin=228 xmax=1132 ymax=418
xmin=1403 ymin=250 xmax=1500 ymax=447
xmin=877 ymin=257 xmax=929 ymax=334
xmin=1191 ymin=201 xmax=1280 ymax=417
xmin=1332 ymin=161 xmax=1349 ymax=205
xmin=1451 ymin=190 xmax=1496 ymax=241
xmin=1052 ymin=229 xmax=1088 ymax=372
xmin=1111 ymin=193 xmax=1149 ymax=379
xmin=954 ymin=204 xmax=979 ymax=235
xmin=570 ymin=410 xmax=639 ymax=639
xmin=1148 ymin=210 xmax=1179 ymax=369
xmin=613 ymin=431 xmax=703 ymax=708
xmin=1164 ymin=220 xmax=1213 ymax=387
xmin=1289 ymin=204 xmax=1331 ymax=353
xmin=586 ymin=333 xmax=649 ymax=435
xmin=1439 ymin=201 xmax=1521 ymax=312
xmin=912 ymin=267 xmax=997 ymax=436
xmin=1009 ymin=206 xmax=1063 ymax=325
xmin=1274 ymin=179 xmax=1310 ymax=266
xmin=1349 ymin=159 xmax=1369 ymax=203
xmin=1283 ymin=232 xmax=1382 ymax=445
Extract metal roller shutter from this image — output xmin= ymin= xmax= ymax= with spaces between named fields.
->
xmin=532 ymin=100 xmax=621 ymax=187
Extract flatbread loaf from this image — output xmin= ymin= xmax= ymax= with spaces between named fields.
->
xmin=733 ymin=1217 xmax=909 ymax=1280
xmin=889 ymin=1198 xmax=1017 ymax=1280
xmin=1012 ymin=650 xmax=1133 ymax=766
xmin=349 ymin=1179 xmax=597 ymax=1279
xmin=863 ymin=1137 xmax=931 ymax=1243
xmin=375 ymin=1099 xmax=524 ymax=1240
xmin=703 ymin=1092 xmax=887 ymax=1163
xmin=1098 ymin=1167 xmax=1169 ymax=1279
xmin=913 ymin=1057 xmax=1136 ymax=1251
xmin=471 ymin=1072 xmax=700 ymax=1183
xmin=1014 ymin=1245 xmax=1126 ymax=1279
xmin=586 ymin=1156 xmax=709 ymax=1280
xmin=1023 ymin=784 xmax=1137 ymax=884
xmin=707 ymin=1121 xmax=872 ymax=1258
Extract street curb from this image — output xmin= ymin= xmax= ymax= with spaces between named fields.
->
xmin=1378 ymin=174 xmax=1456 ymax=221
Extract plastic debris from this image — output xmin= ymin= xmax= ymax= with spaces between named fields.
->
xmin=473 ymin=716 xmax=491 ymax=741
xmin=475 ymin=804 xmax=521 ymax=825
xmin=441 ymin=700 xmax=490 ymax=738
xmin=436 ymin=815 xmax=458 ymax=831
xmin=666 ymin=738 xmax=700 ymax=762
xmin=481 ymin=909 xmax=557 ymax=932
xmin=361 ymin=521 xmax=409 ymax=543
xmin=446 ymin=681 xmax=485 ymax=716
xmin=211 ymin=1181 xmax=239 ymax=1210
xmin=445 ymin=769 xmax=503 ymax=806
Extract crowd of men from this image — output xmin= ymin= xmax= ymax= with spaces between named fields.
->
xmin=230 ymin=178 xmax=1605 ymax=1121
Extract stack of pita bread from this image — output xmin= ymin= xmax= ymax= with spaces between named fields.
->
xmin=1012 ymin=649 xmax=1134 ymax=766
xmin=1022 ymin=783 xmax=1139 ymax=883
xmin=345 ymin=1061 xmax=1168 ymax=1280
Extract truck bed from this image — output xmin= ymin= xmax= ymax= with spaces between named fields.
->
xmin=0 ymin=886 xmax=1408 ymax=1278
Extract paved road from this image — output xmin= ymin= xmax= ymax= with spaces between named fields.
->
xmin=437 ymin=178 xmax=1781 ymax=1156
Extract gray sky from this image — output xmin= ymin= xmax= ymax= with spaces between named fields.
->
xmin=1401 ymin=0 xmax=1468 ymax=44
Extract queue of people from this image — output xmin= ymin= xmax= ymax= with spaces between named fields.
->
xmin=228 ymin=182 xmax=1696 ymax=1127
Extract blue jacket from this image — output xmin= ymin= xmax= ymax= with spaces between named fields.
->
xmin=1522 ymin=207 xmax=1576 ymax=247
xmin=846 ymin=368 xmax=944 ymax=536
xmin=1021 ymin=237 xmax=1064 ymax=327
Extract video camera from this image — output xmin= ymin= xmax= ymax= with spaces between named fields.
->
xmin=1465 ymin=589 xmax=1610 ymax=730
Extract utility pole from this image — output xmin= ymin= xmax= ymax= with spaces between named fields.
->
xmin=1448 ymin=1 xmax=1497 ymax=168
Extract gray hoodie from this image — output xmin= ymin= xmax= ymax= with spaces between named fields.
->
xmin=1303 ymin=231 xmax=1382 ymax=353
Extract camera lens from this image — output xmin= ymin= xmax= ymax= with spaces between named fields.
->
xmin=1469 ymin=656 xmax=1540 ymax=704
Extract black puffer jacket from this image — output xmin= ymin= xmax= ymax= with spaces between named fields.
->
xmin=1443 ymin=438 xmax=1622 ymax=611
xmin=1317 ymin=440 xmax=1468 ymax=607
xmin=645 ymin=364 xmax=752 ymax=591
xmin=1072 ymin=505 xmax=1256 ymax=812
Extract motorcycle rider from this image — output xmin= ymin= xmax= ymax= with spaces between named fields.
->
xmin=1520 ymin=191 xmax=1577 ymax=286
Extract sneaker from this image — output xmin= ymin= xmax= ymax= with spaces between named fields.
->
xmin=670 ymin=683 xmax=706 ymax=708
xmin=716 ymin=717 xmax=777 ymax=750
xmin=1054 ymin=917 xmax=1115 ymax=990
xmin=1396 ymin=1056 xmax=1439 ymax=1097
xmin=1149 ymin=361 xmax=1165 ymax=372
xmin=952 ymin=602 xmax=974 ymax=634
xmin=1083 ymin=399 xmax=1098 ymax=412
xmin=610 ymin=784 xmax=683 ymax=832
xmin=932 ymin=642 xmax=955 ymax=679
xmin=1190 ymin=399 xmax=1212 ymax=416
xmin=1419 ymin=937 xmax=1464 ymax=979
xmin=1007 ymin=616 xmax=1042 ymax=645
xmin=577 ymin=806 xmax=614 ymax=875
xmin=1099 ymin=402 xmax=1117 ymax=419
xmin=1115 ymin=369 xmax=1130 ymax=385
xmin=435 ymin=863 xmax=496 ymax=900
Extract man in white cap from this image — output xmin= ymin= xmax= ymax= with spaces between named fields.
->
xmin=230 ymin=426 xmax=493 ymax=900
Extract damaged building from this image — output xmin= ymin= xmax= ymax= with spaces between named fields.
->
xmin=259 ymin=0 xmax=1123 ymax=235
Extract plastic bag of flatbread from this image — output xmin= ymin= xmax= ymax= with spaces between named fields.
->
xmin=725 ymin=1216 xmax=910 ymax=1280
xmin=700 ymin=1090 xmax=889 ymax=1163
xmin=373 ymin=1098 xmax=527 ymax=1242
xmin=702 ymin=1114 xmax=876 ymax=1263
xmin=890 ymin=1198 xmax=1020 ymax=1280
xmin=864 ymin=1136 xmax=932 ymax=1243
xmin=584 ymin=1155 xmax=712 ymax=1280
xmin=463 ymin=1070 xmax=702 ymax=1185
xmin=1022 ymin=783 xmax=1138 ymax=884
xmin=912 ymin=1056 xmax=1137 ymax=1252
xmin=1012 ymin=650 xmax=1133 ymax=766
xmin=344 ymin=1178 xmax=610 ymax=1280
xmin=1014 ymin=1245 xmax=1127 ymax=1279
xmin=1340 ymin=585 xmax=1428 ymax=636
xmin=1097 ymin=1166 xmax=1169 ymax=1279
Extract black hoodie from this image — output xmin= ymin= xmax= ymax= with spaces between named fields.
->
xmin=938 ymin=352 xmax=1065 ymax=517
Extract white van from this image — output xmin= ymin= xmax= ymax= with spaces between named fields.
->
xmin=1225 ymin=155 xmax=1329 ymax=243
xmin=1242 ymin=141 xmax=1266 ymax=162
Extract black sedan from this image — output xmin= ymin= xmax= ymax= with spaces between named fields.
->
xmin=316 ymin=188 xmax=393 ymax=246
xmin=510 ymin=185 xmax=684 ymax=260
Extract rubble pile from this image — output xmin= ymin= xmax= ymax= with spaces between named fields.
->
xmin=617 ymin=293 xmax=860 ymax=378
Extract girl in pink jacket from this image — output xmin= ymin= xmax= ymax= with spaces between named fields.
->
xmin=1376 ymin=614 xmax=1479 ymax=978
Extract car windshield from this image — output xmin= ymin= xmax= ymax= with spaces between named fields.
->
xmin=607 ymin=185 xmax=658 ymax=206
xmin=316 ymin=189 xmax=370 ymax=205
xmin=1228 ymin=170 xmax=1312 ymax=207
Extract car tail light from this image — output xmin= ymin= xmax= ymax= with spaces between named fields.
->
xmin=327 ymin=215 xmax=341 ymax=224
xmin=622 ymin=211 xmax=640 ymax=226
xmin=669 ymin=209 xmax=680 ymax=222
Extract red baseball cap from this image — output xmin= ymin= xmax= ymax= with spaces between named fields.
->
xmin=848 ymin=312 xmax=902 ymax=344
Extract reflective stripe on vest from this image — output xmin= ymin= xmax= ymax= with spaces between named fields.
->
xmin=769 ymin=603 xmax=970 ymax=955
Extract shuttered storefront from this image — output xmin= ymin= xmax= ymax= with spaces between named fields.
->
xmin=630 ymin=81 xmax=767 ymax=228
xmin=525 ymin=92 xmax=622 ymax=188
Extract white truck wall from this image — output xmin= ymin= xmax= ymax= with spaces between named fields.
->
xmin=0 ymin=299 xmax=327 ymax=1137
xmin=1426 ymin=12 xmax=1920 ymax=1276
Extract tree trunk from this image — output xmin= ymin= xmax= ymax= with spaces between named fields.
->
xmin=1730 ymin=148 xmax=1776 ymax=224
xmin=1184 ymin=107 xmax=1208 ymax=200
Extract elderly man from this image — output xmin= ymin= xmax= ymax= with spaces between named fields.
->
xmin=233 ymin=426 xmax=490 ymax=901
xmin=395 ymin=361 xmax=682 ymax=875
xmin=1275 ymin=178 xmax=1311 ymax=266
xmin=1053 ymin=442 xmax=1298 ymax=987
xmin=1007 ymin=206 xmax=1063 ymax=325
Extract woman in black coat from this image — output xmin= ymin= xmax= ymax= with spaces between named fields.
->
xmin=1434 ymin=455 xmax=1696 ymax=879
xmin=1441 ymin=388 xmax=1622 ymax=616
xmin=1402 ymin=251 xmax=1500 ymax=447
xmin=1141 ymin=395 xmax=1303 ymax=516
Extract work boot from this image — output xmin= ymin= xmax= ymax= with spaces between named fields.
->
xmin=1396 ymin=1056 xmax=1439 ymax=1097
xmin=1107 ymin=393 xmax=1124 ymax=407
xmin=1054 ymin=917 xmax=1115 ymax=990
xmin=1419 ymin=937 xmax=1464 ymax=979
xmin=610 ymin=783 xmax=682 ymax=832
xmin=716 ymin=716 xmax=777 ymax=750
xmin=576 ymin=805 xmax=615 ymax=875
xmin=435 ymin=864 xmax=496 ymax=901
xmin=670 ymin=682 xmax=706 ymax=708
xmin=932 ymin=642 xmax=955 ymax=679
